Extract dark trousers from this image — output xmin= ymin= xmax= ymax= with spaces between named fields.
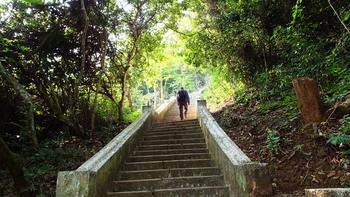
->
xmin=179 ymin=103 xmax=188 ymax=120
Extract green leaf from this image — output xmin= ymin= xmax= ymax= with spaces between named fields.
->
xmin=327 ymin=133 xmax=350 ymax=147
xmin=22 ymin=0 xmax=43 ymax=5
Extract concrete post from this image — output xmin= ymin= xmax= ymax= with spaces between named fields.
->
xmin=305 ymin=188 xmax=350 ymax=197
xmin=292 ymin=77 xmax=323 ymax=123
xmin=142 ymin=105 xmax=152 ymax=113
xmin=197 ymin=100 xmax=207 ymax=118
xmin=197 ymin=100 xmax=207 ymax=107
xmin=56 ymin=171 xmax=96 ymax=197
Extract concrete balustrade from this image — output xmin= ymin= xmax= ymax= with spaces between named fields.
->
xmin=154 ymin=96 xmax=176 ymax=122
xmin=197 ymin=100 xmax=273 ymax=197
xmin=55 ymin=98 xmax=176 ymax=197
xmin=305 ymin=188 xmax=350 ymax=197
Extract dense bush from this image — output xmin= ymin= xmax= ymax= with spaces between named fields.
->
xmin=186 ymin=0 xmax=350 ymax=106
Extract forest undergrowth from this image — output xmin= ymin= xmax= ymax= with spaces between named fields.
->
xmin=213 ymin=96 xmax=350 ymax=196
xmin=0 ymin=122 xmax=128 ymax=197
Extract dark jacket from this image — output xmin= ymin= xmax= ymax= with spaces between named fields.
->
xmin=177 ymin=90 xmax=190 ymax=105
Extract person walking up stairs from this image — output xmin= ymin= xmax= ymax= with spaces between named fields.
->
xmin=177 ymin=87 xmax=190 ymax=120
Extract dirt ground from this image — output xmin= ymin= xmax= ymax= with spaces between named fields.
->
xmin=212 ymin=101 xmax=350 ymax=196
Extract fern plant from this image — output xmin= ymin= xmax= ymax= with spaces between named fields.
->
xmin=327 ymin=115 xmax=350 ymax=153
xmin=339 ymin=115 xmax=350 ymax=134
xmin=327 ymin=133 xmax=350 ymax=147
xmin=266 ymin=128 xmax=280 ymax=157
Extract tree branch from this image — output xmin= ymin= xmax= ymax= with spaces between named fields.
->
xmin=328 ymin=0 xmax=350 ymax=33
xmin=0 ymin=62 xmax=38 ymax=149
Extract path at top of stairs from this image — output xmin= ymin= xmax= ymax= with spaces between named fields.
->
xmin=160 ymin=93 xmax=199 ymax=122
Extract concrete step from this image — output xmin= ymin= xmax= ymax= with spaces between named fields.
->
xmin=136 ymin=143 xmax=207 ymax=151
xmin=139 ymin=138 xmax=205 ymax=146
xmin=107 ymin=186 xmax=230 ymax=197
xmin=144 ymin=129 xmax=202 ymax=136
xmin=153 ymin=120 xmax=198 ymax=128
xmin=154 ymin=119 xmax=198 ymax=124
xmin=124 ymin=159 xmax=214 ymax=171
xmin=152 ymin=123 xmax=200 ymax=129
xmin=132 ymin=148 xmax=209 ymax=156
xmin=118 ymin=167 xmax=221 ymax=180
xmin=113 ymin=175 xmax=225 ymax=191
xmin=128 ymin=153 xmax=210 ymax=162
xmin=105 ymin=119 xmax=232 ymax=197
xmin=142 ymin=133 xmax=203 ymax=141
xmin=147 ymin=126 xmax=201 ymax=133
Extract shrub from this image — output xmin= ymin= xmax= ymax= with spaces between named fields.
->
xmin=266 ymin=128 xmax=280 ymax=157
xmin=327 ymin=115 xmax=350 ymax=154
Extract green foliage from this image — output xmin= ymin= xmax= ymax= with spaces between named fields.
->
xmin=234 ymin=88 xmax=257 ymax=104
xmin=266 ymin=128 xmax=280 ymax=156
xmin=327 ymin=115 xmax=350 ymax=154
xmin=323 ymin=34 xmax=350 ymax=103
xmin=327 ymin=133 xmax=350 ymax=148
xmin=260 ymin=95 xmax=297 ymax=113
xmin=203 ymin=70 xmax=238 ymax=110
xmin=254 ymin=64 xmax=295 ymax=100
xmin=217 ymin=109 xmax=239 ymax=129
xmin=184 ymin=0 xmax=350 ymax=111
xmin=339 ymin=115 xmax=350 ymax=134
xmin=123 ymin=110 xmax=141 ymax=122
xmin=196 ymin=63 xmax=248 ymax=110
xmin=26 ymin=145 xmax=84 ymax=178
xmin=292 ymin=0 xmax=303 ymax=23
xmin=218 ymin=116 xmax=232 ymax=129
xmin=0 ymin=1 xmax=189 ymax=194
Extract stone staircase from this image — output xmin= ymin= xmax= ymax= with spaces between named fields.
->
xmin=107 ymin=119 xmax=230 ymax=197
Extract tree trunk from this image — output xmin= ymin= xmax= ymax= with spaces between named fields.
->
xmin=0 ymin=136 xmax=33 ymax=197
xmin=35 ymin=83 xmax=78 ymax=135
xmin=153 ymin=86 xmax=158 ymax=109
xmin=118 ymin=71 xmax=128 ymax=121
xmin=327 ymin=0 xmax=350 ymax=33
xmin=160 ymin=78 xmax=164 ymax=102
xmin=71 ymin=0 xmax=90 ymax=136
xmin=126 ymin=84 xmax=133 ymax=111
xmin=262 ymin=45 xmax=268 ymax=70
xmin=164 ymin=79 xmax=168 ymax=99
xmin=207 ymin=0 xmax=219 ymax=16
xmin=0 ymin=62 xmax=39 ymax=149
xmin=91 ymin=30 xmax=108 ymax=132
xmin=292 ymin=77 xmax=323 ymax=123
xmin=325 ymin=95 xmax=350 ymax=119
